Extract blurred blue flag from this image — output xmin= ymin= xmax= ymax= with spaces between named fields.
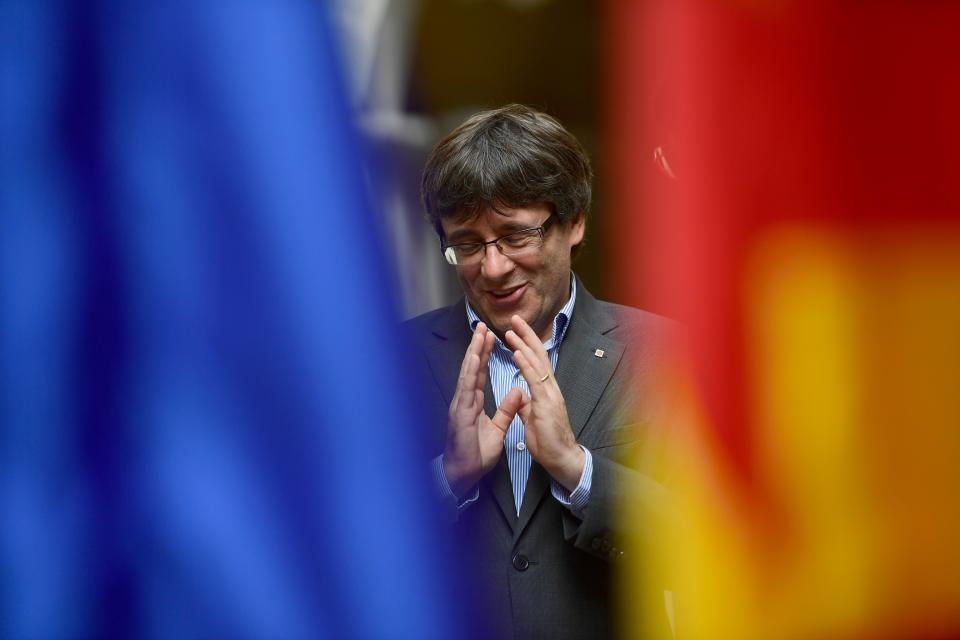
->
xmin=1 ymin=3 xmax=459 ymax=638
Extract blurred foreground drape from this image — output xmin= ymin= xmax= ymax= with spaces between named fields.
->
xmin=607 ymin=1 xmax=960 ymax=638
xmin=1 ymin=3 xmax=460 ymax=638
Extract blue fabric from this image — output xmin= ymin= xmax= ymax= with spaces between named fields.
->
xmin=1 ymin=3 xmax=460 ymax=638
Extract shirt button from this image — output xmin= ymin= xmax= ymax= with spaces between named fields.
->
xmin=516 ymin=442 xmax=526 ymax=451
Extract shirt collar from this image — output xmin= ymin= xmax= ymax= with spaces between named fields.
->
xmin=465 ymin=274 xmax=577 ymax=351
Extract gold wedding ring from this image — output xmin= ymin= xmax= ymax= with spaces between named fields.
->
xmin=537 ymin=373 xmax=549 ymax=383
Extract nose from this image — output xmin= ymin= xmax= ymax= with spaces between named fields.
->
xmin=479 ymin=243 xmax=515 ymax=279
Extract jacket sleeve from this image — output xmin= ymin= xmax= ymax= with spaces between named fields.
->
xmin=559 ymin=311 xmax=682 ymax=565
xmin=559 ymin=451 xmax=673 ymax=563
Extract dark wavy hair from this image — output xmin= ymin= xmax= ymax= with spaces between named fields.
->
xmin=420 ymin=104 xmax=592 ymax=252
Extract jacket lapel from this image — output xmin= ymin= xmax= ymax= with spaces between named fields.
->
xmin=513 ymin=281 xmax=624 ymax=540
xmin=482 ymin=380 xmax=518 ymax=530
xmin=423 ymin=301 xmax=517 ymax=530
xmin=554 ymin=287 xmax=624 ymax=441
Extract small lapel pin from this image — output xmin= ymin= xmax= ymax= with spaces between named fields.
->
xmin=594 ymin=348 xmax=605 ymax=358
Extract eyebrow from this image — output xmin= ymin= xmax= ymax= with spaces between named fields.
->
xmin=445 ymin=229 xmax=482 ymax=244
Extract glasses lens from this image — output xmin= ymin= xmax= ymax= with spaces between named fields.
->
xmin=498 ymin=229 xmax=542 ymax=257
xmin=443 ymin=227 xmax=545 ymax=266
xmin=444 ymin=243 xmax=482 ymax=265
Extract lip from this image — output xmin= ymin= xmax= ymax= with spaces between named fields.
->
xmin=484 ymin=283 xmax=527 ymax=308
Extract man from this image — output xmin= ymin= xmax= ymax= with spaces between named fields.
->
xmin=406 ymin=104 xmax=674 ymax=639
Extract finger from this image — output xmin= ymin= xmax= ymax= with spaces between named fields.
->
xmin=512 ymin=348 xmax=550 ymax=393
xmin=457 ymin=325 xmax=485 ymax=385
xmin=452 ymin=352 xmax=479 ymax=417
xmin=458 ymin=352 xmax=481 ymax=413
xmin=517 ymin=388 xmax=531 ymax=424
xmin=470 ymin=322 xmax=488 ymax=357
xmin=473 ymin=388 xmax=484 ymax=419
xmin=454 ymin=325 xmax=487 ymax=409
xmin=504 ymin=329 xmax=540 ymax=376
xmin=504 ymin=327 xmax=550 ymax=379
xmin=510 ymin=315 xmax=551 ymax=366
xmin=475 ymin=329 xmax=495 ymax=393
xmin=491 ymin=387 xmax=523 ymax=434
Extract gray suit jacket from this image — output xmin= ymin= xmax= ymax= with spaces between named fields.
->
xmin=404 ymin=278 xmax=675 ymax=639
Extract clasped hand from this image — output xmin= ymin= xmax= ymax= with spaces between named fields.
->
xmin=442 ymin=316 xmax=585 ymax=498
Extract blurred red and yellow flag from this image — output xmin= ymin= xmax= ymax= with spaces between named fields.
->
xmin=605 ymin=1 xmax=960 ymax=638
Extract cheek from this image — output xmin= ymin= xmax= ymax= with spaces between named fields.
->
xmin=535 ymin=253 xmax=563 ymax=281
xmin=457 ymin=268 xmax=478 ymax=291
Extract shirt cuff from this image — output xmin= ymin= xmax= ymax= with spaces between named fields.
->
xmin=550 ymin=445 xmax=592 ymax=514
xmin=431 ymin=455 xmax=480 ymax=518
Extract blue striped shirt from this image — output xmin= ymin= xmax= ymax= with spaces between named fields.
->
xmin=433 ymin=276 xmax=593 ymax=517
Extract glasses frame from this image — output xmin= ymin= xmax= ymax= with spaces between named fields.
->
xmin=441 ymin=213 xmax=558 ymax=266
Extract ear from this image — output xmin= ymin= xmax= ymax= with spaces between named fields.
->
xmin=567 ymin=211 xmax=586 ymax=248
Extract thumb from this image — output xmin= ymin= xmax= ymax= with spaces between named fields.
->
xmin=491 ymin=387 xmax=524 ymax=434
xmin=517 ymin=388 xmax=532 ymax=424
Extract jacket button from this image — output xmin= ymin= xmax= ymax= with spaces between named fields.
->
xmin=512 ymin=553 xmax=530 ymax=571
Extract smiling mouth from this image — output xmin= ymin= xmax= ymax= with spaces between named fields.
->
xmin=485 ymin=283 xmax=527 ymax=306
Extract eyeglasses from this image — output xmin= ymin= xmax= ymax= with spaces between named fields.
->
xmin=441 ymin=214 xmax=557 ymax=266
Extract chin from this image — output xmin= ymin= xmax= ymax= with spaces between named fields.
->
xmin=484 ymin=313 xmax=513 ymax=336
xmin=473 ymin=295 xmax=543 ymax=339
xmin=492 ymin=310 xmax=537 ymax=339
xmin=476 ymin=313 xmax=511 ymax=341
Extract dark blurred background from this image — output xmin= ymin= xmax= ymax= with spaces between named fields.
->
xmin=331 ymin=0 xmax=608 ymax=317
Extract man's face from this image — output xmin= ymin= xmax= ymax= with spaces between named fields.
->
xmin=440 ymin=204 xmax=585 ymax=343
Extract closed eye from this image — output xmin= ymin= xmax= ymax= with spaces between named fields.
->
xmin=452 ymin=242 xmax=484 ymax=255
xmin=500 ymin=229 xmax=539 ymax=248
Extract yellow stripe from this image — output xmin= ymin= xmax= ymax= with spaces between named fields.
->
xmin=620 ymin=225 xmax=960 ymax=638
